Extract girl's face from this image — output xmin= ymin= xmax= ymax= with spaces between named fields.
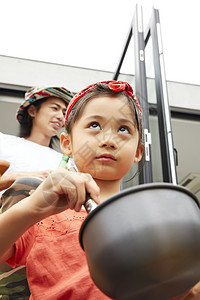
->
xmin=61 ymin=95 xmax=143 ymax=181
xmin=29 ymin=97 xmax=67 ymax=138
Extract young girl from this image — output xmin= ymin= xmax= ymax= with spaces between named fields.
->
xmin=0 ymin=81 xmax=197 ymax=299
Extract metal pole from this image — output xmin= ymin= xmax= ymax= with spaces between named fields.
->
xmin=150 ymin=8 xmax=177 ymax=184
xmin=113 ymin=26 xmax=133 ymax=80
xmin=134 ymin=4 xmax=153 ymax=183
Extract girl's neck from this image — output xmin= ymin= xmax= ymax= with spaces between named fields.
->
xmin=94 ymin=179 xmax=121 ymax=203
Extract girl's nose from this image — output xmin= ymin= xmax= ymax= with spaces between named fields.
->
xmin=99 ymin=130 xmax=117 ymax=149
xmin=101 ymin=142 xmax=116 ymax=149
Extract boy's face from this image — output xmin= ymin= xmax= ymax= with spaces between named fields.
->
xmin=61 ymin=95 xmax=143 ymax=181
xmin=28 ymin=97 xmax=67 ymax=138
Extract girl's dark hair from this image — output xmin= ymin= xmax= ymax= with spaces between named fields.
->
xmin=18 ymin=97 xmax=59 ymax=149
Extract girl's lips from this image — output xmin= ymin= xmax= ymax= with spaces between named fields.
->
xmin=96 ymin=154 xmax=116 ymax=161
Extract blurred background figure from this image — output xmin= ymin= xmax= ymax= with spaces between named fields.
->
xmin=0 ymin=86 xmax=74 ymax=299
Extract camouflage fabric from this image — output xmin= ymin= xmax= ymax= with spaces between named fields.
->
xmin=0 ymin=264 xmax=29 ymax=300
xmin=0 ymin=177 xmax=42 ymax=300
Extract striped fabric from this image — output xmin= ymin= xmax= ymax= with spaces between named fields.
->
xmin=16 ymin=86 xmax=74 ymax=122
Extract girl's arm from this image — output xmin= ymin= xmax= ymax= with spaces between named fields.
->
xmin=0 ymin=168 xmax=100 ymax=262
xmin=0 ymin=170 xmax=52 ymax=191
xmin=0 ymin=196 xmax=36 ymax=264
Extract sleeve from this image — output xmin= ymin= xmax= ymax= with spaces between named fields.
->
xmin=6 ymin=225 xmax=35 ymax=268
xmin=1 ymin=176 xmax=41 ymax=212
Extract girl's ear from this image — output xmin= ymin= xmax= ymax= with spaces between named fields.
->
xmin=27 ymin=105 xmax=36 ymax=117
xmin=60 ymin=132 xmax=72 ymax=156
xmin=134 ymin=144 xmax=144 ymax=163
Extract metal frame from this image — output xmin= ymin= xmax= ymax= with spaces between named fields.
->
xmin=0 ymin=84 xmax=27 ymax=98
xmin=113 ymin=5 xmax=177 ymax=184
xmin=149 ymin=104 xmax=200 ymax=122
xmin=144 ymin=9 xmax=177 ymax=184
xmin=133 ymin=5 xmax=153 ymax=184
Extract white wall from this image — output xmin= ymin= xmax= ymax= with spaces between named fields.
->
xmin=0 ymin=55 xmax=199 ymax=111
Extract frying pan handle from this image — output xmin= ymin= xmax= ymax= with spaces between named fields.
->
xmin=85 ymin=193 xmax=98 ymax=213
xmin=58 ymin=155 xmax=98 ymax=213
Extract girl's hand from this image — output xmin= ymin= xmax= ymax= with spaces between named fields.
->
xmin=17 ymin=170 xmax=52 ymax=180
xmin=27 ymin=168 xmax=100 ymax=221
xmin=172 ymin=281 xmax=200 ymax=299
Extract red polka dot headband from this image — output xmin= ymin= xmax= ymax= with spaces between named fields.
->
xmin=65 ymin=80 xmax=142 ymax=128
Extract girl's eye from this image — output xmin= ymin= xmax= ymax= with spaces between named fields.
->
xmin=118 ymin=126 xmax=129 ymax=134
xmin=89 ymin=122 xmax=101 ymax=130
xmin=52 ymin=106 xmax=58 ymax=111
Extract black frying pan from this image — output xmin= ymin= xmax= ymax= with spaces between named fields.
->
xmin=79 ymin=183 xmax=200 ymax=299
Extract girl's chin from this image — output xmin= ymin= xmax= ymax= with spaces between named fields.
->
xmin=89 ymin=170 xmax=121 ymax=181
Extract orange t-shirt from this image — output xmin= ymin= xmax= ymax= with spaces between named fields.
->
xmin=7 ymin=208 xmax=111 ymax=300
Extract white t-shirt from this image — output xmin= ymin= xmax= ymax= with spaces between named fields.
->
xmin=0 ymin=132 xmax=75 ymax=195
